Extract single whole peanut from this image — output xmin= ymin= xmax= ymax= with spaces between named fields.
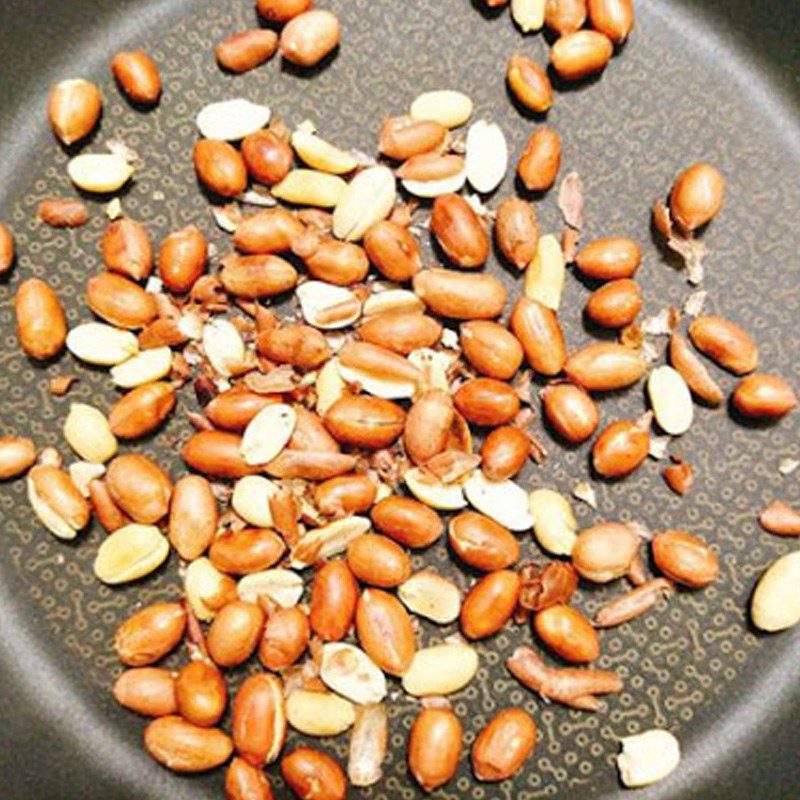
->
xmin=109 ymin=381 xmax=176 ymax=439
xmin=15 ymin=278 xmax=67 ymax=361
xmin=279 ymin=10 xmax=341 ymax=67
xmin=38 ymin=197 xmax=89 ymax=228
xmin=592 ymin=415 xmax=650 ymax=478
xmin=396 ymin=152 xmax=464 ymax=182
xmin=363 ymin=220 xmax=422 ymax=282
xmin=481 ymin=426 xmax=530 ymax=481
xmin=564 ymin=342 xmax=646 ymax=391
xmin=47 ymin=78 xmax=102 ymax=145
xmin=541 ymin=382 xmax=600 ymax=443
xmin=587 ymin=0 xmax=634 ymax=43
xmin=359 ymin=312 xmax=441 ymax=355
xmin=216 ymin=29 xmax=279 ymax=73
xmin=257 ymin=0 xmax=312 ymax=22
xmin=111 ymin=50 xmax=162 ymax=105
xmin=471 ymin=708 xmax=537 ymax=782
xmin=86 ymin=272 xmax=157 ymax=329
xmin=315 ymin=473 xmax=377 ymax=516
xmin=258 ymin=606 xmax=310 ymax=670
xmin=144 ymin=716 xmax=233 ymax=773
xmin=494 ymin=196 xmax=539 ymax=269
xmin=101 ymin=217 xmax=153 ymax=280
xmin=206 ymin=390 xmax=278 ymax=432
xmin=371 ymin=496 xmax=443 ymax=548
xmin=280 ymin=746 xmax=348 ymax=800
xmin=669 ymin=333 xmax=724 ymax=406
xmin=509 ymin=296 xmax=567 ymax=376
xmin=207 ymin=600 xmax=266 ymax=667
xmin=461 ymin=570 xmax=522 ymax=639
xmin=545 ymin=0 xmax=587 ymax=35
xmin=175 ymin=661 xmax=227 ymax=727
xmin=347 ymin=534 xmax=411 ymax=588
xmin=325 ymin=394 xmax=406 ymax=449
xmin=241 ymin=131 xmax=294 ymax=187
xmin=225 ymin=757 xmax=275 ymax=800
xmin=550 ymin=30 xmax=614 ymax=81
xmin=257 ymin=324 xmax=331 ymax=369
xmin=575 ymin=237 xmax=641 ymax=280
xmin=182 ymin=431 xmax=260 ymax=479
xmin=113 ymin=667 xmax=177 ymax=718
xmin=303 ymin=238 xmax=370 ymax=285
xmin=732 ymin=373 xmax=798 ymax=419
xmin=585 ymin=278 xmax=642 ymax=328
xmin=114 ymin=602 xmax=186 ymax=666
xmin=534 ymin=604 xmax=600 ymax=663
xmin=210 ymin=528 xmax=286 ymax=576
xmin=0 ymin=220 xmax=15 ymax=275
xmin=449 ymin=511 xmax=520 ymax=571
xmin=408 ymin=707 xmax=462 ymax=792
xmin=310 ymin=559 xmax=359 ymax=641
xmin=688 ymin=315 xmax=758 ymax=375
xmin=378 ymin=116 xmax=448 ymax=161
xmin=0 ymin=436 xmax=36 ymax=480
xmin=158 ymin=225 xmax=208 ymax=293
xmin=506 ymin=55 xmax=553 ymax=113
xmin=430 ymin=193 xmax=490 ymax=269
xmin=106 ymin=453 xmax=172 ymax=524
xmin=355 ymin=588 xmax=416 ymax=675
xmin=652 ymin=530 xmax=719 ymax=588
xmin=193 ymin=139 xmax=248 ymax=198
xmin=221 ymin=253 xmax=299 ymax=298
xmin=517 ymin=128 xmax=560 ymax=192
xmin=403 ymin=390 xmax=453 ymax=466
xmin=231 ymin=673 xmax=286 ymax=767
xmin=461 ymin=320 xmax=524 ymax=380
xmin=413 ymin=269 xmax=507 ymax=319
xmin=669 ymin=162 xmax=725 ymax=232
xmin=454 ymin=378 xmax=521 ymax=427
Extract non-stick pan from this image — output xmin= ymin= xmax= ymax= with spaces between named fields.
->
xmin=1 ymin=0 xmax=799 ymax=797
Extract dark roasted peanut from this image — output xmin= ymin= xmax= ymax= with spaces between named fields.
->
xmin=449 ymin=511 xmax=520 ymax=571
xmin=461 ymin=570 xmax=521 ymax=639
xmin=207 ymin=601 xmax=266 ymax=667
xmin=461 ymin=320 xmax=524 ymax=380
xmin=281 ymin=746 xmax=347 ymax=800
xmin=194 ymin=139 xmax=248 ymax=198
xmin=363 ymin=220 xmax=422 ymax=282
xmin=242 ymin=132 xmax=294 ymax=187
xmin=144 ymin=716 xmax=233 ymax=772
xmin=592 ymin=415 xmax=650 ymax=479
xmin=481 ymin=426 xmax=529 ymax=481
xmin=101 ymin=217 xmax=153 ymax=280
xmin=494 ymin=196 xmax=539 ymax=269
xmin=454 ymin=378 xmax=521 ymax=427
xmin=575 ymin=237 xmax=641 ymax=280
xmin=175 ymin=661 xmax=227 ymax=727
xmin=15 ymin=278 xmax=67 ymax=360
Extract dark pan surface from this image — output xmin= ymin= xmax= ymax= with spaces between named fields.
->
xmin=1 ymin=0 xmax=799 ymax=797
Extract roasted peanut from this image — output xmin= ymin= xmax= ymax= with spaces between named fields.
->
xmin=259 ymin=606 xmax=310 ymax=670
xmin=0 ymin=221 xmax=15 ymax=275
xmin=461 ymin=570 xmax=521 ymax=639
xmin=461 ymin=320 xmax=524 ymax=380
xmin=144 ymin=716 xmax=233 ymax=773
xmin=585 ymin=278 xmax=642 ymax=328
xmin=175 ymin=661 xmax=227 ymax=727
xmin=257 ymin=0 xmax=312 ymax=22
xmin=592 ymin=415 xmax=651 ymax=479
xmin=324 ymin=394 xmax=405 ymax=449
xmin=216 ymin=29 xmax=279 ymax=73
xmin=109 ymin=382 xmax=176 ymax=439
xmin=114 ymin=602 xmax=186 ymax=666
xmin=571 ymin=523 xmax=640 ymax=583
xmin=652 ymin=530 xmax=719 ymax=588
xmin=106 ymin=453 xmax=172 ymax=524
xmin=111 ymin=50 xmax=161 ymax=105
xmin=408 ymin=708 xmax=462 ymax=792
xmin=732 ymin=374 xmax=797 ymax=419
xmin=183 ymin=431 xmax=261 ymax=479
xmin=310 ymin=559 xmax=359 ymax=641
xmin=378 ymin=116 xmax=447 ymax=161
xmin=564 ymin=342 xmax=646 ymax=391
xmin=279 ymin=10 xmax=341 ymax=67
xmin=668 ymin=333 xmax=724 ymax=406
xmin=356 ymin=588 xmax=415 ymax=675
xmin=481 ymin=426 xmax=529 ymax=481
xmin=315 ymin=474 xmax=377 ymax=516
xmin=101 ymin=217 xmax=153 ymax=280
xmin=194 ymin=140 xmax=248 ymax=198
xmin=47 ymin=79 xmax=102 ymax=145
xmin=413 ymin=269 xmax=507 ymax=319
xmin=0 ymin=436 xmax=36 ymax=480
xmin=506 ymin=55 xmax=553 ymax=113
xmin=241 ymin=131 xmax=294 ymax=187
xmin=454 ymin=378 xmax=521 ymax=427
xmin=430 ymin=193 xmax=490 ymax=268
xmin=509 ymin=296 xmax=567 ymax=376
xmin=587 ymin=0 xmax=634 ymax=43
xmin=669 ymin=162 xmax=725 ymax=232
xmin=541 ymin=382 xmax=600 ymax=443
xmin=206 ymin=389 xmax=278 ymax=432
xmin=403 ymin=390 xmax=453 ymax=466
xmin=220 ymin=254 xmax=298 ymax=299
xmin=534 ymin=604 xmax=600 ymax=663
xmin=232 ymin=673 xmax=286 ymax=766
xmin=363 ymin=220 xmax=422 ymax=282
xmin=517 ymin=128 xmax=560 ymax=192
xmin=448 ymin=511 xmax=520 ymax=571
xmin=472 ymin=708 xmax=537 ymax=782
xmin=550 ymin=30 xmax=614 ymax=81
xmin=371 ymin=496 xmax=443 ymax=548
xmin=575 ymin=237 xmax=641 ymax=280
xmin=281 ymin=747 xmax=347 ymax=800
xmin=303 ymin=239 xmax=370 ymax=285
xmin=225 ymin=757 xmax=275 ymax=800
xmin=494 ymin=196 xmax=539 ymax=269
xmin=207 ymin=601 xmax=266 ymax=667
xmin=86 ymin=272 xmax=157 ymax=329
xmin=358 ymin=312 xmax=441 ymax=355
xmin=545 ymin=0 xmax=587 ymax=35
xmin=158 ymin=226 xmax=208 ymax=293
xmin=688 ymin=315 xmax=758 ymax=375
xmin=38 ymin=197 xmax=89 ymax=228
xmin=113 ymin=667 xmax=177 ymax=718
xmin=15 ymin=278 xmax=67 ymax=360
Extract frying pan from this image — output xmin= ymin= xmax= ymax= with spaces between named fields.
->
xmin=1 ymin=0 xmax=799 ymax=797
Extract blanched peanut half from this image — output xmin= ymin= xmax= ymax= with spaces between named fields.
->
xmin=67 ymin=322 xmax=139 ymax=366
xmin=195 ymin=98 xmax=271 ymax=141
xmin=286 ymin=690 xmax=356 ymax=736
xmin=466 ymin=120 xmax=508 ymax=194
xmin=184 ymin=558 xmax=238 ymax=622
xmin=290 ymin=515 xmax=371 ymax=568
xmin=297 ymin=281 xmax=361 ymax=329
xmin=511 ymin=0 xmax=546 ymax=32
xmin=93 ymin=524 xmax=169 ymax=584
xmin=410 ymin=90 xmax=473 ymax=129
xmin=28 ymin=464 xmax=91 ymax=540
xmin=67 ymin=154 xmax=134 ymax=194
xmin=464 ymin=472 xmax=533 ymax=532
xmin=240 ymin=403 xmax=296 ymax=465
xmin=617 ymin=729 xmax=680 ymax=788
xmin=398 ymin=570 xmax=461 ymax=624
xmin=751 ymin=551 xmax=800 ymax=631
xmin=111 ymin=346 xmax=172 ymax=388
xmin=63 ymin=403 xmax=118 ymax=464
xmin=291 ymin=121 xmax=357 ymax=174
xmin=404 ymin=467 xmax=468 ymax=511
xmin=238 ymin=568 xmax=304 ymax=608
xmin=320 ymin=642 xmax=387 ymax=705
xmin=648 ymin=366 xmax=693 ymax=435
xmin=202 ymin=319 xmax=246 ymax=378
xmin=524 ymin=234 xmax=565 ymax=310
xmin=272 ymin=169 xmax=346 ymax=207
xmin=529 ymin=489 xmax=578 ymax=556
xmin=332 ymin=166 xmax=396 ymax=241
xmin=402 ymin=642 xmax=479 ymax=696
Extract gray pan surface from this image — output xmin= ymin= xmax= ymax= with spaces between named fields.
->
xmin=0 ymin=0 xmax=799 ymax=797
